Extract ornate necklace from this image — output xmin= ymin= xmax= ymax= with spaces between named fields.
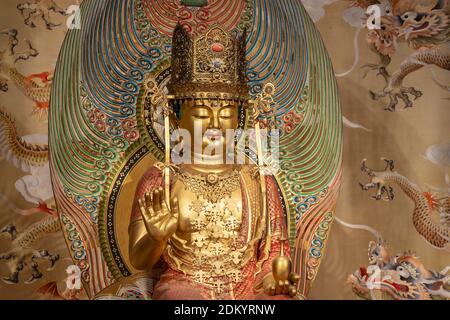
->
xmin=168 ymin=166 xmax=248 ymax=296
xmin=174 ymin=167 xmax=241 ymax=203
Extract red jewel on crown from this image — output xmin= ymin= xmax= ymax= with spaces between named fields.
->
xmin=211 ymin=43 xmax=224 ymax=53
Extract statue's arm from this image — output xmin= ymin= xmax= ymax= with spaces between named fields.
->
xmin=128 ymin=167 xmax=166 ymax=270
xmin=255 ymin=228 xmax=291 ymax=287
xmin=255 ymin=176 xmax=293 ymax=292
xmin=128 ymin=219 xmax=167 ymax=271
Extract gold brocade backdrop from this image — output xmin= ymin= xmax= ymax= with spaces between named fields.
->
xmin=0 ymin=0 xmax=448 ymax=300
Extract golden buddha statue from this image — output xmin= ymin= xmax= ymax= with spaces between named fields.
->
xmin=128 ymin=24 xmax=299 ymax=300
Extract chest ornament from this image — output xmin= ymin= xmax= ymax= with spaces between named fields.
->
xmin=174 ymin=168 xmax=241 ymax=203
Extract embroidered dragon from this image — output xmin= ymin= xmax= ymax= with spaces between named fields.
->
xmin=0 ymin=76 xmax=58 ymax=285
xmin=348 ymin=239 xmax=450 ymax=299
xmin=0 ymin=29 xmax=52 ymax=118
xmin=0 ymin=109 xmax=59 ymax=284
xmin=0 ymin=108 xmax=48 ymax=171
xmin=34 ymin=265 xmax=84 ymax=299
xmin=0 ymin=215 xmax=61 ymax=284
xmin=17 ymin=0 xmax=69 ymax=30
xmin=349 ymin=0 xmax=450 ymax=111
xmin=359 ymin=158 xmax=450 ymax=251
xmin=0 ymin=108 xmax=61 ymax=286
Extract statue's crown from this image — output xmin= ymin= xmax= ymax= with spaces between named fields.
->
xmin=168 ymin=24 xmax=249 ymax=101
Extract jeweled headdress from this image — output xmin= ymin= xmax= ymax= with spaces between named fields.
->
xmin=168 ymin=24 xmax=249 ymax=101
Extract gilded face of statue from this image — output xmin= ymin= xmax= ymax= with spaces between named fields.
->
xmin=174 ymin=98 xmax=239 ymax=161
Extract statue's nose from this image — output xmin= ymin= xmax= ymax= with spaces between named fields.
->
xmin=209 ymin=113 xmax=220 ymax=129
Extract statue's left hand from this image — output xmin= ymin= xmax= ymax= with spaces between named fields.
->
xmin=263 ymin=272 xmax=300 ymax=297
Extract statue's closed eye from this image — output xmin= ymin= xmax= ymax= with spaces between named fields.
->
xmin=219 ymin=107 xmax=234 ymax=119
xmin=193 ymin=114 xmax=210 ymax=119
xmin=190 ymin=106 xmax=210 ymax=119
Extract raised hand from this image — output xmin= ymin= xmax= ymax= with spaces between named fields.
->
xmin=138 ymin=187 xmax=179 ymax=242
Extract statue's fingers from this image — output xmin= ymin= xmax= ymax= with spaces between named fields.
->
xmin=288 ymin=286 xmax=297 ymax=297
xmin=289 ymin=273 xmax=300 ymax=285
xmin=275 ymin=280 xmax=283 ymax=295
xmin=138 ymin=199 xmax=147 ymax=219
xmin=263 ymin=284 xmax=271 ymax=295
xmin=139 ymin=198 xmax=153 ymax=221
xmin=282 ymin=280 xmax=290 ymax=295
xmin=161 ymin=192 xmax=169 ymax=214
xmin=159 ymin=186 xmax=166 ymax=206
xmin=153 ymin=188 xmax=162 ymax=213
xmin=170 ymin=197 xmax=179 ymax=220
xmin=268 ymin=284 xmax=276 ymax=296
xmin=144 ymin=192 xmax=152 ymax=208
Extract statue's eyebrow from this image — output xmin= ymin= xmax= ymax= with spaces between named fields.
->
xmin=218 ymin=104 xmax=235 ymax=112
xmin=191 ymin=101 xmax=209 ymax=108
xmin=191 ymin=105 xmax=211 ymax=112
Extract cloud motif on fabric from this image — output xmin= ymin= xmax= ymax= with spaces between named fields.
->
xmin=15 ymin=162 xmax=53 ymax=204
xmin=301 ymin=0 xmax=339 ymax=22
xmin=424 ymin=143 xmax=450 ymax=167
xmin=342 ymin=6 xmax=366 ymax=28
xmin=14 ymin=134 xmax=52 ymax=204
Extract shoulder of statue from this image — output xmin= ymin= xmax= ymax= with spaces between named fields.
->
xmin=137 ymin=163 xmax=165 ymax=188
xmin=143 ymin=162 xmax=179 ymax=186
xmin=240 ymin=165 xmax=277 ymax=181
xmin=239 ymin=164 xmax=257 ymax=175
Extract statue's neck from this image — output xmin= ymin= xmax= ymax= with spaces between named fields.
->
xmin=181 ymin=163 xmax=238 ymax=175
xmin=182 ymin=151 xmax=237 ymax=173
